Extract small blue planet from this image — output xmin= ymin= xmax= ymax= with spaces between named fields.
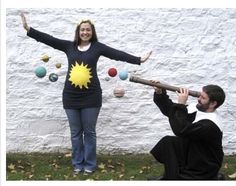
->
xmin=119 ymin=70 xmax=128 ymax=80
xmin=49 ymin=73 xmax=58 ymax=82
xmin=35 ymin=66 xmax=47 ymax=78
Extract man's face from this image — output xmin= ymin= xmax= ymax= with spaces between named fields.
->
xmin=196 ymin=91 xmax=211 ymax=112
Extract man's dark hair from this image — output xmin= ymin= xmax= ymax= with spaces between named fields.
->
xmin=203 ymin=85 xmax=225 ymax=109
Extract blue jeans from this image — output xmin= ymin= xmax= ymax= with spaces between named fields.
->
xmin=65 ymin=107 xmax=101 ymax=171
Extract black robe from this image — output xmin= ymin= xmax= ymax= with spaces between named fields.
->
xmin=150 ymin=91 xmax=224 ymax=180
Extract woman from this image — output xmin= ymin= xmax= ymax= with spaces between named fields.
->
xmin=20 ymin=12 xmax=152 ymax=175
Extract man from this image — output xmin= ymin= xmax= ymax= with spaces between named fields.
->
xmin=150 ymin=84 xmax=225 ymax=180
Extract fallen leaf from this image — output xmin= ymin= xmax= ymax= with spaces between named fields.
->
xmin=224 ymin=163 xmax=228 ymax=169
xmin=101 ymin=169 xmax=107 ymax=173
xmin=64 ymin=175 xmax=69 ymax=179
xmin=25 ymin=172 xmax=31 ymax=176
xmin=26 ymin=162 xmax=31 ymax=166
xmin=31 ymin=164 xmax=35 ymax=168
xmin=98 ymin=163 xmax=105 ymax=169
xmin=119 ymin=174 xmax=124 ymax=178
xmin=8 ymin=164 xmax=15 ymax=170
xmin=28 ymin=174 xmax=34 ymax=179
xmin=64 ymin=153 xmax=72 ymax=157
xmin=17 ymin=165 xmax=25 ymax=169
xmin=52 ymin=163 xmax=60 ymax=169
xmin=228 ymin=172 xmax=236 ymax=179
xmin=107 ymin=164 xmax=115 ymax=169
xmin=116 ymin=162 xmax=121 ymax=166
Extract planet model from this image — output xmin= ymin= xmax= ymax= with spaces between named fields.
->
xmin=108 ymin=68 xmax=117 ymax=77
xmin=118 ymin=70 xmax=128 ymax=80
xmin=41 ymin=55 xmax=50 ymax=62
xmin=113 ymin=87 xmax=125 ymax=98
xmin=35 ymin=66 xmax=47 ymax=78
xmin=55 ymin=63 xmax=62 ymax=68
xmin=49 ymin=73 xmax=58 ymax=82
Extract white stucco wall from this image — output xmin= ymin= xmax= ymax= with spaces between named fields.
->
xmin=6 ymin=8 xmax=236 ymax=155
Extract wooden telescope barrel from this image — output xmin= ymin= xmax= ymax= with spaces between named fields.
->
xmin=129 ymin=76 xmax=201 ymax=98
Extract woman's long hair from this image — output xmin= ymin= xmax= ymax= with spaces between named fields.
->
xmin=74 ymin=20 xmax=98 ymax=46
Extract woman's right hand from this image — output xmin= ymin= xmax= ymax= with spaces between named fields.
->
xmin=20 ymin=12 xmax=30 ymax=32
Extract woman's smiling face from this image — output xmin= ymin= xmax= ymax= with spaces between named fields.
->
xmin=79 ymin=23 xmax=93 ymax=43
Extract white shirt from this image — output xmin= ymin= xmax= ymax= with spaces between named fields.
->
xmin=187 ymin=103 xmax=222 ymax=131
xmin=77 ymin=43 xmax=91 ymax=51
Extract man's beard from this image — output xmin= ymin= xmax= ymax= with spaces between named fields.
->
xmin=196 ymin=101 xmax=210 ymax=112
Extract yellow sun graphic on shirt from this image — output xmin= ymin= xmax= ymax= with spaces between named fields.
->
xmin=69 ymin=61 xmax=92 ymax=89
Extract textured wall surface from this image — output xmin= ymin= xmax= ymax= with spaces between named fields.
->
xmin=6 ymin=8 xmax=236 ymax=155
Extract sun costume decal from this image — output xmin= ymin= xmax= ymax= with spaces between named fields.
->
xmin=69 ymin=61 xmax=92 ymax=89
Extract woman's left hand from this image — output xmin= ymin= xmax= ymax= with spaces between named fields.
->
xmin=140 ymin=51 xmax=152 ymax=63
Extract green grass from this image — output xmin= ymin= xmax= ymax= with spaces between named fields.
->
xmin=6 ymin=153 xmax=236 ymax=180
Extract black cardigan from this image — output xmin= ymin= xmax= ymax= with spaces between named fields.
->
xmin=27 ymin=28 xmax=141 ymax=109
